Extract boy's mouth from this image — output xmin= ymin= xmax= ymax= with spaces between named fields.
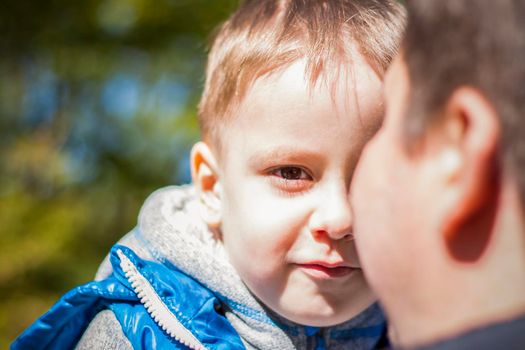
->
xmin=296 ymin=262 xmax=357 ymax=279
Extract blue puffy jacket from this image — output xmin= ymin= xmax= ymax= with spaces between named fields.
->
xmin=11 ymin=245 xmax=246 ymax=350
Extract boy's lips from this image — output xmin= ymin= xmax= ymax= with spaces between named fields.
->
xmin=295 ymin=261 xmax=358 ymax=279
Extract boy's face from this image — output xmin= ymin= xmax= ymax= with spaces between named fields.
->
xmin=214 ymin=58 xmax=383 ymax=326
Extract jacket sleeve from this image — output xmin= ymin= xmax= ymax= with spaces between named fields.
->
xmin=74 ymin=310 xmax=133 ymax=350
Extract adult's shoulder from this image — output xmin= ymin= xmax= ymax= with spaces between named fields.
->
xmin=415 ymin=314 xmax=525 ymax=350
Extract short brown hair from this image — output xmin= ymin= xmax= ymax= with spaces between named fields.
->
xmin=402 ymin=0 xmax=525 ymax=202
xmin=198 ymin=0 xmax=406 ymax=146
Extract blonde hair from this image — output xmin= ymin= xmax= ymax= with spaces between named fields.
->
xmin=198 ymin=0 xmax=406 ymax=145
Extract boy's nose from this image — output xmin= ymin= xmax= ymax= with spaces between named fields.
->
xmin=308 ymin=186 xmax=354 ymax=241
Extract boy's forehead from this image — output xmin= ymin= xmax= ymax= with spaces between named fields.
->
xmin=198 ymin=0 xmax=405 ymax=154
xmin=215 ymin=57 xmax=383 ymax=152
xmin=237 ymin=54 xmax=382 ymax=115
xmin=208 ymin=52 xmax=384 ymax=164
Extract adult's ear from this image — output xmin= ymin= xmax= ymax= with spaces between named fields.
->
xmin=432 ymin=87 xmax=501 ymax=260
xmin=190 ymin=141 xmax=222 ymax=229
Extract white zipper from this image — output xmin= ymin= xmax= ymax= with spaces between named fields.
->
xmin=117 ymin=249 xmax=208 ymax=350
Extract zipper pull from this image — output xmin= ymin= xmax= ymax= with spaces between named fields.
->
xmin=305 ymin=326 xmax=326 ymax=350
xmin=314 ymin=334 xmax=326 ymax=350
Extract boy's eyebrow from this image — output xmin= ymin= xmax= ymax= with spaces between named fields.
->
xmin=247 ymin=147 xmax=324 ymax=167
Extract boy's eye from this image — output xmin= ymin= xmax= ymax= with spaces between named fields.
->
xmin=274 ymin=167 xmax=311 ymax=180
xmin=276 ymin=167 xmax=305 ymax=180
xmin=268 ymin=166 xmax=313 ymax=194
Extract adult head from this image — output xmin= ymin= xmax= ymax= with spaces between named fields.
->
xmin=352 ymin=0 xmax=525 ymax=347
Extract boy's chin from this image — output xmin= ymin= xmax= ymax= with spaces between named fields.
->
xmin=275 ymin=298 xmax=377 ymax=327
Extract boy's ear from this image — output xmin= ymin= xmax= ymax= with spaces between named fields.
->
xmin=430 ymin=87 xmax=500 ymax=261
xmin=190 ymin=141 xmax=222 ymax=229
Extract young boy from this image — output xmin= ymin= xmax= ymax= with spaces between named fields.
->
xmin=12 ymin=1 xmax=404 ymax=349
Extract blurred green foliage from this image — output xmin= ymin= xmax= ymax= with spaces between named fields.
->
xmin=0 ymin=0 xmax=237 ymax=346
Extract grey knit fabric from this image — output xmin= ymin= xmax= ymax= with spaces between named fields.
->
xmin=75 ymin=310 xmax=132 ymax=350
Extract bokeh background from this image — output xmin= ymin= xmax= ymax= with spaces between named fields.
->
xmin=0 ymin=0 xmax=237 ymax=346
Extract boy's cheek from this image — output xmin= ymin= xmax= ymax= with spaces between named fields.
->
xmin=232 ymin=180 xmax=309 ymax=214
